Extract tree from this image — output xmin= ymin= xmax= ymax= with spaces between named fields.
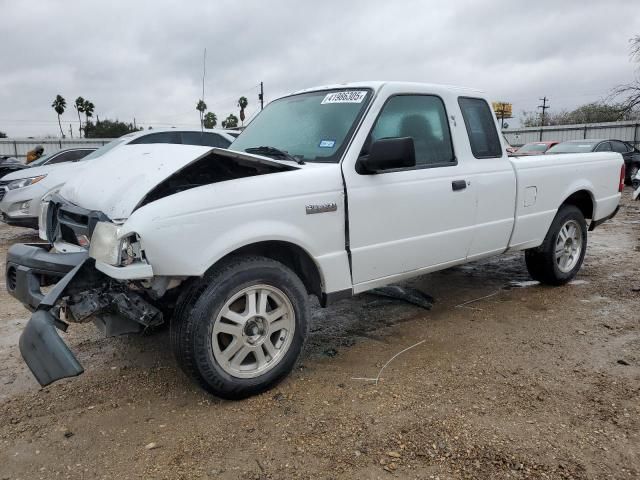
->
xmin=74 ymin=97 xmax=85 ymax=137
xmin=51 ymin=94 xmax=66 ymax=138
xmin=83 ymin=100 xmax=95 ymax=126
xmin=520 ymin=102 xmax=636 ymax=127
xmin=221 ymin=113 xmax=239 ymax=129
xmin=84 ymin=118 xmax=139 ymax=138
xmin=196 ymin=99 xmax=207 ymax=128
xmin=203 ymin=112 xmax=217 ymax=129
xmin=238 ymin=96 xmax=248 ymax=126
xmin=611 ymin=35 xmax=640 ymax=115
xmin=0 ymin=131 xmax=7 ymax=138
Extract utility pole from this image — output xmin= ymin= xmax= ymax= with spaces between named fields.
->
xmin=538 ymin=96 xmax=550 ymax=126
xmin=259 ymin=82 xmax=264 ymax=110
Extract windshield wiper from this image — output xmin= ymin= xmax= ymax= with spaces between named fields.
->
xmin=244 ymin=146 xmax=305 ymax=165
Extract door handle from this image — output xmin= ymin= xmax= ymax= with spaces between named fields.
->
xmin=452 ymin=180 xmax=467 ymax=191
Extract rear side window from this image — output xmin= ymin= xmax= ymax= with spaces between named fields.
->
xmin=128 ymin=132 xmax=181 ymax=145
xmin=595 ymin=142 xmax=612 ymax=152
xmin=181 ymin=132 xmax=231 ymax=148
xmin=458 ymin=97 xmax=502 ymax=158
xmin=611 ymin=140 xmax=629 ymax=153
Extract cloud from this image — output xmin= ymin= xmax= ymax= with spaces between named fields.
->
xmin=1 ymin=0 xmax=638 ymax=136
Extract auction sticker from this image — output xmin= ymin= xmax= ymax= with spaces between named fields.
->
xmin=321 ymin=90 xmax=368 ymax=104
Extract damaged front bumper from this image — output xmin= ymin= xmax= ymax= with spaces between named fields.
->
xmin=6 ymin=243 xmax=163 ymax=387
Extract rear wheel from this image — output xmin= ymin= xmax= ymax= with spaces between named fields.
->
xmin=630 ymin=164 xmax=640 ymax=189
xmin=171 ymin=256 xmax=309 ymax=399
xmin=525 ymin=205 xmax=587 ymax=285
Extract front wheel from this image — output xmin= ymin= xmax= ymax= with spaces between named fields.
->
xmin=171 ymin=256 xmax=309 ymax=399
xmin=525 ymin=205 xmax=587 ymax=285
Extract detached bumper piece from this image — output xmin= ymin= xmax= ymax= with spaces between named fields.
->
xmin=19 ymin=310 xmax=84 ymax=386
xmin=7 ymin=243 xmax=163 ymax=387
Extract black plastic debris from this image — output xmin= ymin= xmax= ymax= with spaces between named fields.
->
xmin=368 ymin=286 xmax=434 ymax=310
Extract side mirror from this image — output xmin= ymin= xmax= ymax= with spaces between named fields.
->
xmin=357 ymin=137 xmax=416 ymax=174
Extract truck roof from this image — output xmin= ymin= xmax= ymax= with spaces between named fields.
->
xmin=291 ymin=81 xmax=484 ymax=97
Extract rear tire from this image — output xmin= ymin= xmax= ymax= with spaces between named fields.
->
xmin=525 ymin=205 xmax=587 ymax=285
xmin=630 ymin=164 xmax=640 ymax=189
xmin=171 ymin=256 xmax=309 ymax=399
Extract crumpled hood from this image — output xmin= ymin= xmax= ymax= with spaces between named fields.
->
xmin=59 ymin=144 xmax=295 ymax=219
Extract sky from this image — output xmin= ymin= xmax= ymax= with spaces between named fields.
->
xmin=1 ymin=0 xmax=639 ymax=137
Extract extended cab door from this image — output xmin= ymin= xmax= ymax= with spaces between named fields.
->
xmin=457 ymin=97 xmax=516 ymax=260
xmin=342 ymin=89 xmax=477 ymax=291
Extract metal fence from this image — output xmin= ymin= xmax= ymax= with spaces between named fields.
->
xmin=0 ymin=138 xmax=114 ymax=161
xmin=503 ymin=120 xmax=640 ymax=148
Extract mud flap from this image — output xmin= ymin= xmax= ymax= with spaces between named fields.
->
xmin=18 ymin=310 xmax=84 ymax=386
xmin=18 ymin=259 xmax=90 ymax=387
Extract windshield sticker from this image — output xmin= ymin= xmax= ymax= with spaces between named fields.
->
xmin=319 ymin=139 xmax=336 ymax=148
xmin=321 ymin=91 xmax=368 ymax=105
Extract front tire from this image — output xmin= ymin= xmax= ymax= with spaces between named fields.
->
xmin=525 ymin=205 xmax=587 ymax=285
xmin=171 ymin=256 xmax=309 ymax=399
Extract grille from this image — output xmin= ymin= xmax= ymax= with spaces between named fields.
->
xmin=0 ymin=180 xmax=9 ymax=202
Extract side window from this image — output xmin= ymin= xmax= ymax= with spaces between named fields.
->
xmin=46 ymin=150 xmax=86 ymax=164
xmin=611 ymin=141 xmax=628 ymax=153
xmin=458 ymin=97 xmax=502 ymax=158
xmin=369 ymin=95 xmax=455 ymax=167
xmin=181 ymin=132 xmax=231 ymax=148
xmin=128 ymin=132 xmax=181 ymax=145
xmin=595 ymin=142 xmax=612 ymax=152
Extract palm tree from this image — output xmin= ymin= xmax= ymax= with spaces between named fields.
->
xmin=238 ymin=96 xmax=248 ymax=126
xmin=196 ymin=99 xmax=207 ymax=129
xmin=52 ymin=95 xmax=66 ymax=138
xmin=203 ymin=112 xmax=217 ymax=129
xmin=83 ymin=100 xmax=95 ymax=126
xmin=74 ymin=97 xmax=85 ymax=137
xmin=221 ymin=114 xmax=239 ymax=129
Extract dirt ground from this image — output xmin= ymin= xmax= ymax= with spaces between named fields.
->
xmin=1 ymin=194 xmax=639 ymax=480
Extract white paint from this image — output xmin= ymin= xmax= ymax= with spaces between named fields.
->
xmin=53 ymin=81 xmax=622 ymax=299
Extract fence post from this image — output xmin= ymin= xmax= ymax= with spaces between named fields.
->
xmin=539 ymin=128 xmax=543 ymax=141
xmin=583 ymin=125 xmax=588 ymax=139
xmin=634 ymin=123 xmax=639 ymax=148
xmin=13 ymin=140 xmax=18 ymax=157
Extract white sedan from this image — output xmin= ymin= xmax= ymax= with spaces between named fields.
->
xmin=0 ymin=128 xmax=235 ymax=229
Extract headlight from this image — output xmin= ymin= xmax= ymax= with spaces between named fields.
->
xmin=89 ymin=222 xmax=141 ymax=266
xmin=7 ymin=175 xmax=47 ymax=190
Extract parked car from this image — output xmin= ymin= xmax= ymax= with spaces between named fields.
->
xmin=547 ymin=139 xmax=640 ymax=183
xmin=26 ymin=147 xmax=96 ymax=168
xmin=0 ymin=129 xmax=235 ymax=229
xmin=7 ymin=82 xmax=622 ymax=399
xmin=514 ymin=141 xmax=559 ymax=156
xmin=0 ymin=156 xmax=28 ymax=178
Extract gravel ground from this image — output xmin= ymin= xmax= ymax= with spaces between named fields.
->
xmin=0 ymin=193 xmax=639 ymax=480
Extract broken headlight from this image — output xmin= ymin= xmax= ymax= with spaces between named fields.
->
xmin=89 ymin=221 xmax=142 ymax=266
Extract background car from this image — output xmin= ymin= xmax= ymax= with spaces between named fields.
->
xmin=514 ymin=141 xmax=559 ymax=156
xmin=27 ymin=147 xmax=96 ymax=168
xmin=0 ymin=128 xmax=235 ymax=229
xmin=0 ymin=156 xmax=28 ymax=178
xmin=546 ymin=139 xmax=640 ymax=183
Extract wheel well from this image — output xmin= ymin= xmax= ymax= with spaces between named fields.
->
xmin=562 ymin=190 xmax=593 ymax=220
xmin=222 ymin=241 xmax=323 ymax=299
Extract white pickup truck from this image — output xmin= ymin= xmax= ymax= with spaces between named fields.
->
xmin=7 ymin=82 xmax=623 ymax=399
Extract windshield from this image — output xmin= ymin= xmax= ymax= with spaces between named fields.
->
xmin=231 ymin=88 xmax=372 ymax=163
xmin=517 ymin=143 xmax=549 ymax=153
xmin=547 ymin=141 xmax=597 ymax=154
xmin=81 ymin=136 xmax=131 ymax=161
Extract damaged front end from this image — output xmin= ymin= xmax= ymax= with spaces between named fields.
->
xmin=7 ymin=243 xmax=163 ymax=386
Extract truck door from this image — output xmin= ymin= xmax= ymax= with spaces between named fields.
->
xmin=342 ymin=94 xmax=476 ymax=291
xmin=457 ymin=97 xmax=516 ymax=260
